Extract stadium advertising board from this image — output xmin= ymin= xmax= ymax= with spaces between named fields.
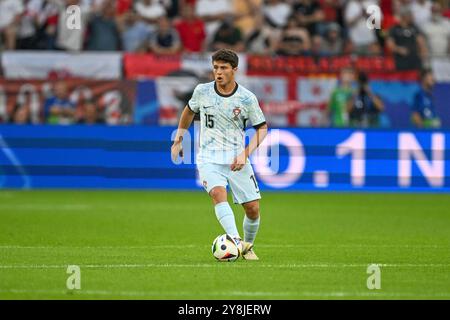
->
xmin=0 ymin=125 xmax=448 ymax=192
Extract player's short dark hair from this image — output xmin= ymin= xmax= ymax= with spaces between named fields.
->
xmin=212 ymin=49 xmax=239 ymax=68
xmin=420 ymin=68 xmax=433 ymax=81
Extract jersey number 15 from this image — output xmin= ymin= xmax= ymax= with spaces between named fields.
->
xmin=205 ymin=114 xmax=214 ymax=128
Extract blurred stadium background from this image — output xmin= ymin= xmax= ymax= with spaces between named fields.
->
xmin=0 ymin=0 xmax=449 ymax=190
xmin=0 ymin=0 xmax=449 ymax=300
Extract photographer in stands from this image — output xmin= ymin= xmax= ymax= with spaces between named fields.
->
xmin=349 ymin=72 xmax=384 ymax=128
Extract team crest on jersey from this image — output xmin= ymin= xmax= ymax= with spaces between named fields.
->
xmin=232 ymin=107 xmax=241 ymax=120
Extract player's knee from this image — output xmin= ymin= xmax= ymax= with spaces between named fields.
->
xmin=245 ymin=202 xmax=260 ymax=219
xmin=209 ymin=187 xmax=227 ymax=204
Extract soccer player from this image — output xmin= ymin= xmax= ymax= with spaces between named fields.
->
xmin=171 ymin=49 xmax=268 ymax=260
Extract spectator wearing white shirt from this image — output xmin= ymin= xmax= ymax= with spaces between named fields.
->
xmin=422 ymin=2 xmax=450 ymax=57
xmin=262 ymin=0 xmax=292 ymax=29
xmin=410 ymin=0 xmax=432 ymax=30
xmin=344 ymin=0 xmax=380 ymax=55
xmin=0 ymin=0 xmax=25 ymax=50
xmin=135 ymin=0 xmax=167 ymax=24
xmin=55 ymin=0 xmax=91 ymax=51
xmin=195 ymin=0 xmax=233 ymax=45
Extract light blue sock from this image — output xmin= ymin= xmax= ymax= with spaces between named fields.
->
xmin=214 ymin=202 xmax=239 ymax=238
xmin=243 ymin=216 xmax=260 ymax=244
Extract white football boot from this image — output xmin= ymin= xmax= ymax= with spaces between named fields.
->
xmin=242 ymin=249 xmax=259 ymax=260
xmin=234 ymin=237 xmax=258 ymax=260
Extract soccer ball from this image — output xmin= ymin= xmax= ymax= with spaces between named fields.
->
xmin=211 ymin=234 xmax=241 ymax=262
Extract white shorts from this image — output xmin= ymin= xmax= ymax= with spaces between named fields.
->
xmin=197 ymin=162 xmax=261 ymax=204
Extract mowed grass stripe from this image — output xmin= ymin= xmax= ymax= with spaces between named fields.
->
xmin=0 ymin=244 xmax=448 ymax=249
xmin=1 ymin=289 xmax=450 ymax=298
xmin=1 ymin=191 xmax=449 ymax=299
xmin=1 ymin=263 xmax=450 ymax=269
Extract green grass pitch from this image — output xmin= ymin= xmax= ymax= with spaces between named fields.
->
xmin=0 ymin=191 xmax=449 ymax=300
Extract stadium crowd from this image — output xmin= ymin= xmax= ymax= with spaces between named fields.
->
xmin=0 ymin=0 xmax=449 ymax=65
xmin=0 ymin=0 xmax=447 ymax=128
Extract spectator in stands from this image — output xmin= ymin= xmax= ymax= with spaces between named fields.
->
xmin=292 ymin=0 xmax=325 ymax=37
xmin=393 ymin=0 xmax=412 ymax=17
xmin=295 ymin=0 xmax=330 ymax=58
xmin=85 ymin=0 xmax=121 ymax=50
xmin=0 ymin=0 xmax=24 ymax=50
xmin=195 ymin=0 xmax=233 ymax=46
xmin=411 ymin=68 xmax=440 ymax=128
xmin=134 ymin=0 xmax=167 ymax=24
xmin=443 ymin=3 xmax=450 ymax=19
xmin=119 ymin=9 xmax=152 ymax=52
xmin=55 ymin=0 xmax=91 ymax=51
xmin=116 ymin=0 xmax=134 ymax=15
xmin=262 ymin=0 xmax=292 ymax=29
xmin=379 ymin=0 xmax=397 ymax=30
xmin=410 ymin=0 xmax=432 ymax=30
xmin=245 ymin=13 xmax=277 ymax=55
xmin=386 ymin=7 xmax=429 ymax=70
xmin=149 ymin=15 xmax=181 ymax=54
xmin=318 ymin=0 xmax=344 ymax=36
xmin=319 ymin=22 xmax=344 ymax=55
xmin=349 ymin=72 xmax=384 ymax=127
xmin=234 ymin=0 xmax=263 ymax=37
xmin=328 ymin=67 xmax=354 ymax=127
xmin=344 ymin=0 xmax=380 ymax=55
xmin=78 ymin=101 xmax=103 ymax=124
xmin=9 ymin=103 xmax=31 ymax=124
xmin=164 ymin=0 xmax=180 ymax=19
xmin=32 ymin=0 xmax=59 ymax=50
xmin=275 ymin=15 xmax=311 ymax=56
xmin=16 ymin=0 xmax=41 ymax=50
xmin=210 ymin=16 xmax=245 ymax=52
xmin=44 ymin=80 xmax=76 ymax=125
xmin=15 ymin=85 xmax=41 ymax=123
xmin=309 ymin=33 xmax=328 ymax=57
xmin=422 ymin=2 xmax=450 ymax=57
xmin=174 ymin=3 xmax=206 ymax=53
xmin=8 ymin=86 xmax=41 ymax=124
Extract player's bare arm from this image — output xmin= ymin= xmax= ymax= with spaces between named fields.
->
xmin=171 ymin=106 xmax=195 ymax=162
xmin=231 ymin=123 xmax=268 ymax=172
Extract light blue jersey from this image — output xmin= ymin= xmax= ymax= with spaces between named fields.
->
xmin=188 ymin=81 xmax=266 ymax=165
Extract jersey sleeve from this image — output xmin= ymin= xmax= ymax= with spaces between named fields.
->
xmin=246 ymin=94 xmax=266 ymax=128
xmin=187 ymin=85 xmax=201 ymax=114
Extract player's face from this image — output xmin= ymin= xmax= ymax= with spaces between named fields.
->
xmin=424 ymin=73 xmax=435 ymax=88
xmin=213 ymin=61 xmax=237 ymax=87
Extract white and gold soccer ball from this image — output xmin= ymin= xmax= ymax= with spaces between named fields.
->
xmin=211 ymin=234 xmax=241 ymax=262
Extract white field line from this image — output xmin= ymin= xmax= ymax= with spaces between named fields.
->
xmin=0 ymin=245 xmax=199 ymax=249
xmin=0 ymin=244 xmax=448 ymax=250
xmin=0 ymin=288 xmax=449 ymax=298
xmin=0 ymin=204 xmax=92 ymax=211
xmin=1 ymin=263 xmax=449 ymax=269
xmin=0 ymin=204 xmax=187 ymax=211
